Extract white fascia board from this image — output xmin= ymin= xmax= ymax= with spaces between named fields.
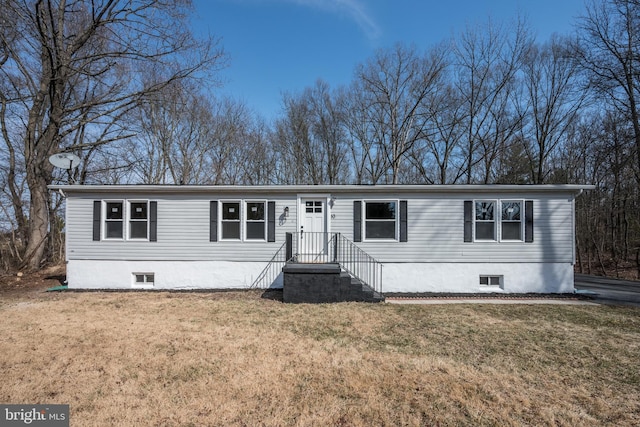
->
xmin=48 ymin=184 xmax=596 ymax=196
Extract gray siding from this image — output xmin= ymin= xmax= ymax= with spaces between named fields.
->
xmin=66 ymin=190 xmax=574 ymax=264
xmin=67 ymin=193 xmax=297 ymax=262
xmin=330 ymin=193 xmax=573 ymax=263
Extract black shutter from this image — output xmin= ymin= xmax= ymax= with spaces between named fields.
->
xmin=525 ymin=200 xmax=534 ymax=243
xmin=464 ymin=200 xmax=473 ymax=242
xmin=267 ymin=201 xmax=276 ymax=242
xmin=93 ymin=201 xmax=101 ymax=241
xmin=210 ymin=201 xmax=218 ymax=242
xmin=149 ymin=201 xmax=157 ymax=242
xmin=399 ymin=200 xmax=408 ymax=242
xmin=353 ymin=201 xmax=362 ymax=242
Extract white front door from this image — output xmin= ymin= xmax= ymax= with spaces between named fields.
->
xmin=299 ymin=199 xmax=327 ymax=262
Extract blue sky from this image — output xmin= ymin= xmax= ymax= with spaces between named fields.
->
xmin=192 ymin=0 xmax=587 ymax=120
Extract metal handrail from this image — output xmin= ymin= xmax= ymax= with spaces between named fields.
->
xmin=249 ymin=240 xmax=289 ymax=289
xmin=291 ymin=232 xmax=383 ymax=294
xmin=333 ymin=233 xmax=383 ymax=295
xmin=251 ymin=232 xmax=384 ymax=293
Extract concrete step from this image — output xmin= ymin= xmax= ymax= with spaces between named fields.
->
xmin=283 ymin=263 xmax=383 ymax=303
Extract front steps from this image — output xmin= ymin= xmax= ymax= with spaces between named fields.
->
xmin=282 ymin=263 xmax=384 ymax=303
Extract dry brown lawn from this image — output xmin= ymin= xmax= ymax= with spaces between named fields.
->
xmin=0 ymin=271 xmax=639 ymax=426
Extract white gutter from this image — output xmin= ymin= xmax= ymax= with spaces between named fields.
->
xmin=48 ymin=184 xmax=597 ymax=195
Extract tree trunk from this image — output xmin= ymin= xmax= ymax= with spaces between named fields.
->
xmin=22 ymin=170 xmax=51 ymax=271
xmin=592 ymin=234 xmax=607 ymax=276
xmin=576 ymin=236 xmax=583 ymax=274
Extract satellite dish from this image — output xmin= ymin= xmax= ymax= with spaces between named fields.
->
xmin=49 ymin=153 xmax=81 ymax=170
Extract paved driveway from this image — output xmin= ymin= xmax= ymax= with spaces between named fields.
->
xmin=575 ymin=274 xmax=640 ymax=307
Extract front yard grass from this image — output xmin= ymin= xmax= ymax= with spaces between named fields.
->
xmin=0 ymin=289 xmax=638 ymax=426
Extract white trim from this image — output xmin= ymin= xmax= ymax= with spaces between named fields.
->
xmin=296 ymin=193 xmax=331 ymax=236
xmin=219 ymin=200 xmax=242 ymax=241
xmin=217 ymin=199 xmax=269 ymax=242
xmin=132 ymin=272 xmax=155 ymax=289
xmin=473 ymin=199 xmax=526 ymax=243
xmin=572 ymin=195 xmax=577 ymax=265
xmin=65 ymin=200 xmax=69 ymax=262
xmin=473 ymin=199 xmax=497 ymax=242
xmin=499 ymin=199 xmax=525 ymax=242
xmin=102 ymin=199 xmax=125 ymax=241
xmin=51 ymin=183 xmax=595 ymax=195
xmin=479 ymin=274 xmax=503 ymax=290
xmin=101 ymin=199 xmax=151 ymax=242
xmin=126 ymin=199 xmax=150 ymax=241
xmin=245 ymin=200 xmax=267 ymax=241
xmin=362 ymin=199 xmax=399 ymax=242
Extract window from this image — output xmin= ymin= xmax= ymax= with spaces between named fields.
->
xmin=480 ymin=276 xmax=500 ymax=286
xmin=133 ymin=273 xmax=154 ymax=287
xmin=465 ymin=199 xmax=532 ymax=243
xmin=103 ymin=200 xmax=150 ymax=240
xmin=214 ymin=200 xmax=272 ymax=242
xmin=474 ymin=200 xmax=524 ymax=241
xmin=475 ymin=201 xmax=496 ymax=240
xmin=305 ymin=201 xmax=322 ymax=213
xmin=245 ymin=201 xmax=266 ymax=240
xmin=105 ymin=201 xmax=124 ymax=239
xmin=95 ymin=200 xmax=156 ymax=242
xmin=221 ymin=202 xmax=241 ymax=240
xmin=365 ymin=201 xmax=397 ymax=240
xmin=129 ymin=201 xmax=148 ymax=239
xmin=501 ymin=201 xmax=523 ymax=241
xmin=480 ymin=275 xmax=502 ymax=288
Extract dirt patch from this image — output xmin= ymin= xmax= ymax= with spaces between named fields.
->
xmin=0 ymin=264 xmax=66 ymax=299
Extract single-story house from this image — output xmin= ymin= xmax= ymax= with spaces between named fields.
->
xmin=50 ymin=184 xmax=593 ymax=296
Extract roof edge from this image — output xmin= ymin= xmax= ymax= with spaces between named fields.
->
xmin=49 ymin=184 xmax=596 ymax=195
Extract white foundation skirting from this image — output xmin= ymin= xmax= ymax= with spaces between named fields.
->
xmin=66 ymin=260 xmax=280 ymax=290
xmin=66 ymin=260 xmax=574 ymax=293
xmin=382 ymin=262 xmax=574 ymax=293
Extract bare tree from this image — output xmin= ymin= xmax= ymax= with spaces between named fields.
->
xmin=128 ymin=80 xmax=218 ymax=185
xmin=354 ymin=43 xmax=447 ymax=184
xmin=235 ymin=117 xmax=278 ymax=185
xmin=306 ymin=80 xmax=349 ymax=184
xmin=127 ymin=86 xmax=269 ymax=186
xmin=518 ymin=35 xmax=587 ymax=183
xmin=570 ymin=111 xmax=639 ymax=276
xmin=452 ymin=18 xmax=530 ymax=183
xmin=209 ymin=98 xmax=260 ymax=185
xmin=564 ymin=0 xmax=640 ymax=278
xmin=577 ymin=0 xmax=640 ymax=183
xmin=273 ymin=92 xmax=317 ymax=184
xmin=428 ymin=85 xmax=467 ymax=184
xmin=340 ymin=81 xmax=387 ymax=184
xmin=0 ymin=0 xmax=225 ymax=269
xmin=273 ymin=81 xmax=349 ymax=184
